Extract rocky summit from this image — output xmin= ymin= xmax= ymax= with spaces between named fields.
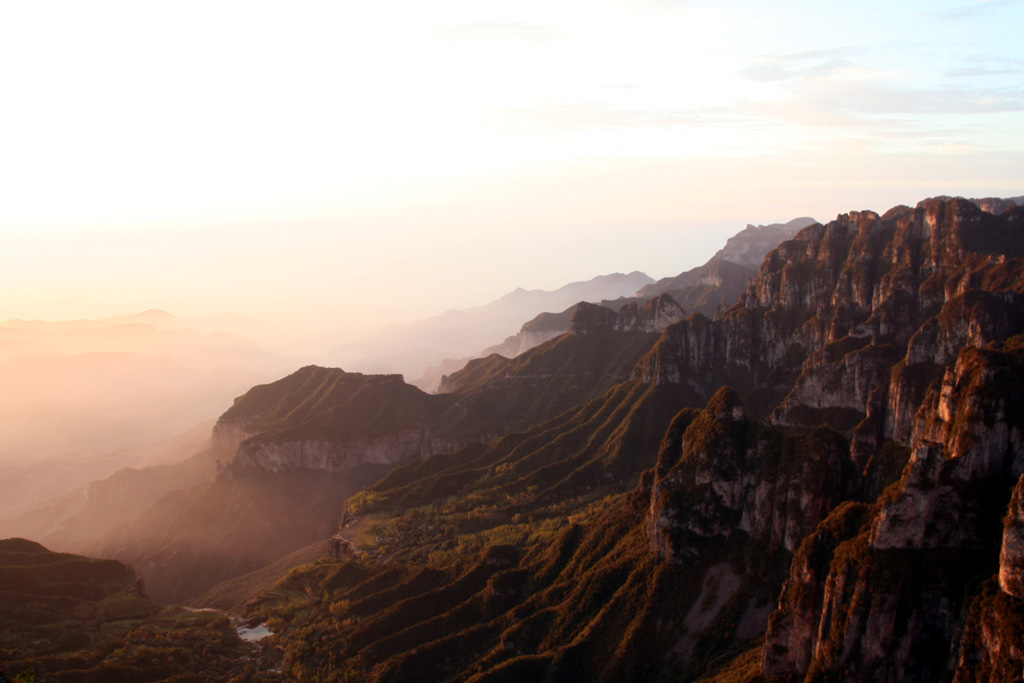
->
xmin=4 ymin=195 xmax=1024 ymax=683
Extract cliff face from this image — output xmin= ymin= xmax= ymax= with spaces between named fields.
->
xmin=212 ymin=366 xmax=462 ymax=476
xmin=633 ymin=200 xmax=1024 ymax=429
xmin=646 ymin=388 xmax=858 ymax=563
xmin=759 ymin=337 xmax=1024 ymax=682
xmin=233 ymin=432 xmax=466 ymax=473
xmin=569 ymin=294 xmax=685 ymax=335
xmin=629 ymin=197 xmax=1024 ymax=682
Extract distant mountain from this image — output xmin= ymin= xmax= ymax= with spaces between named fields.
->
xmin=434 ymin=295 xmax=686 ymax=436
xmin=414 ymin=217 xmax=816 ymax=392
xmin=334 ymin=271 xmax=654 ymax=380
xmin=637 ymin=216 xmax=816 ymax=300
xmin=960 ymin=194 xmax=1023 ymax=216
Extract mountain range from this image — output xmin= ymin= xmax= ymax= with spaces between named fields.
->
xmin=415 ymin=217 xmax=816 ymax=393
xmin=3 ymin=195 xmax=1024 ymax=683
xmin=332 ymin=271 xmax=656 ymax=382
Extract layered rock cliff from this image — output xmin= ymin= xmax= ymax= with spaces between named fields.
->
xmin=646 ymin=388 xmax=858 ymax=563
xmin=213 ymin=366 xmax=462 ymax=475
xmin=633 ymin=197 xmax=1024 ymax=682
xmin=759 ymin=340 xmax=1024 ymax=682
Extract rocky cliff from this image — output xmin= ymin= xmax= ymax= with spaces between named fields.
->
xmin=213 ymin=365 xmax=462 ymax=475
xmin=754 ymin=242 xmax=1024 ymax=682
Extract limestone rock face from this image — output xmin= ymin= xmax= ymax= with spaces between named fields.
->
xmin=871 ymin=344 xmax=1024 ymax=550
xmin=749 ymin=198 xmax=1024 ymax=683
xmin=947 ymin=473 xmax=1024 ymax=681
xmin=646 ymin=388 xmax=857 ymax=563
xmin=568 ymin=294 xmax=685 ymax=336
xmin=632 ymin=198 xmax=1024 ymax=441
xmin=999 ymin=475 xmax=1024 ymax=597
xmin=613 ymin=293 xmax=686 ymax=333
xmin=761 ymin=503 xmax=870 ymax=676
xmin=761 ymin=339 xmax=1024 ymax=683
xmin=213 ymin=365 xmax=460 ymax=476
xmin=234 ymin=431 xmax=440 ymax=473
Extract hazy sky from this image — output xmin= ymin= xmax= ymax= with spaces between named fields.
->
xmin=2 ymin=0 xmax=1022 ymax=335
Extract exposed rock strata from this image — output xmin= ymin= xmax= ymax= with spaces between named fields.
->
xmin=647 ymin=388 xmax=858 ymax=562
xmin=214 ymin=366 xmax=461 ymax=476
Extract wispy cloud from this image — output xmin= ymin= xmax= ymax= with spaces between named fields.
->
xmin=945 ymin=55 xmax=1024 ymax=78
xmin=946 ymin=66 xmax=1023 ymax=77
xmin=737 ymin=46 xmax=861 ymax=83
xmin=736 ymin=44 xmax=1024 ymax=127
xmin=738 ymin=58 xmax=853 ymax=83
xmin=924 ymin=0 xmax=1023 ymax=20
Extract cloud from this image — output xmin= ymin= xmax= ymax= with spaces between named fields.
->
xmin=738 ymin=57 xmax=853 ymax=82
xmin=925 ymin=0 xmax=1024 ymax=20
xmin=945 ymin=55 xmax=1024 ymax=78
xmin=946 ymin=66 xmax=1024 ymax=78
xmin=736 ymin=44 xmax=1024 ymax=128
xmin=432 ymin=23 xmax=560 ymax=43
xmin=737 ymin=46 xmax=862 ymax=83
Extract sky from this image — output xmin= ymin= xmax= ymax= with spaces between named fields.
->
xmin=1 ymin=0 xmax=1023 ymax=340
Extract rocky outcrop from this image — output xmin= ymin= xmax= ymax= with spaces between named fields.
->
xmin=760 ymin=336 xmax=1024 ymax=683
xmin=947 ymin=473 xmax=1024 ymax=682
xmin=568 ymin=295 xmax=685 ymax=336
xmin=999 ymin=474 xmax=1024 ymax=597
xmin=214 ymin=366 xmax=461 ymax=476
xmin=871 ymin=342 xmax=1024 ymax=550
xmin=628 ymin=199 xmax=1024 ymax=436
xmin=647 ymin=388 xmax=858 ymax=562
xmin=232 ymin=432 xmax=468 ymax=473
